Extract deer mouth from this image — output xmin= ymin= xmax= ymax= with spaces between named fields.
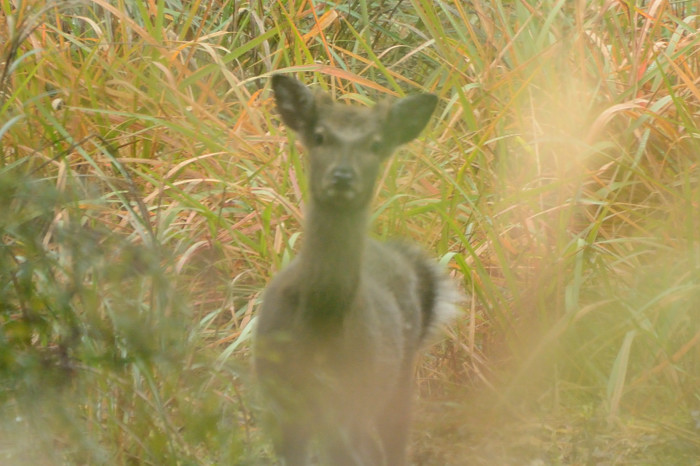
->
xmin=317 ymin=174 xmax=362 ymax=206
xmin=323 ymin=182 xmax=358 ymax=202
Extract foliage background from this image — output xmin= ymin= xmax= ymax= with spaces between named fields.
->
xmin=1 ymin=0 xmax=699 ymax=464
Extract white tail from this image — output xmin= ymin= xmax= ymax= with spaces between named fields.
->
xmin=254 ymin=75 xmax=458 ymax=465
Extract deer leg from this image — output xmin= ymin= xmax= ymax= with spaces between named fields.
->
xmin=274 ymin=422 xmax=310 ymax=466
xmin=376 ymin=370 xmax=414 ymax=466
xmin=320 ymin=423 xmax=384 ymax=466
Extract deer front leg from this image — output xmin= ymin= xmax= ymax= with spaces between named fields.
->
xmin=275 ymin=421 xmax=310 ymax=466
xmin=323 ymin=424 xmax=385 ymax=466
xmin=376 ymin=370 xmax=414 ymax=466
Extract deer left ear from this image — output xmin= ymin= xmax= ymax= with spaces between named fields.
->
xmin=384 ymin=94 xmax=438 ymax=146
xmin=272 ymin=74 xmax=317 ymax=132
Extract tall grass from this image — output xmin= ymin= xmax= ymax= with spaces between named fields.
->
xmin=1 ymin=0 xmax=699 ymax=464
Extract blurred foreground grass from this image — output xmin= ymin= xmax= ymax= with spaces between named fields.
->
xmin=1 ymin=1 xmax=699 ymax=464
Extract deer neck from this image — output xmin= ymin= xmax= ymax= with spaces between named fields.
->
xmin=297 ymin=203 xmax=369 ymax=327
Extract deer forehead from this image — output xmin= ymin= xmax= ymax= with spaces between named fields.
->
xmin=316 ymin=103 xmax=386 ymax=142
xmin=318 ymin=123 xmax=379 ymax=144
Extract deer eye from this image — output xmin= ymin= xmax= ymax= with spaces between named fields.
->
xmin=311 ymin=129 xmax=325 ymax=146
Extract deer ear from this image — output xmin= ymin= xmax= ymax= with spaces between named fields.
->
xmin=385 ymin=94 xmax=437 ymax=146
xmin=272 ymin=75 xmax=316 ymax=132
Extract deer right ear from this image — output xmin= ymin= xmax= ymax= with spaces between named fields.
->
xmin=272 ymin=75 xmax=316 ymax=132
xmin=385 ymin=94 xmax=438 ymax=146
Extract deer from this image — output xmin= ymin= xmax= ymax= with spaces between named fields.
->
xmin=254 ymin=74 xmax=458 ymax=466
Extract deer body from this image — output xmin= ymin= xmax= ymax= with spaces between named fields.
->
xmin=254 ymin=75 xmax=457 ymax=465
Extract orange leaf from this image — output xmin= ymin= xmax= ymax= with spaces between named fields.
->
xmin=302 ymin=9 xmax=339 ymax=44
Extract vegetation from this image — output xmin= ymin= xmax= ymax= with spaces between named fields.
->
xmin=1 ymin=0 xmax=698 ymax=464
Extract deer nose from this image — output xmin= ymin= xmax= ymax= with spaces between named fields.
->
xmin=331 ymin=167 xmax=354 ymax=186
